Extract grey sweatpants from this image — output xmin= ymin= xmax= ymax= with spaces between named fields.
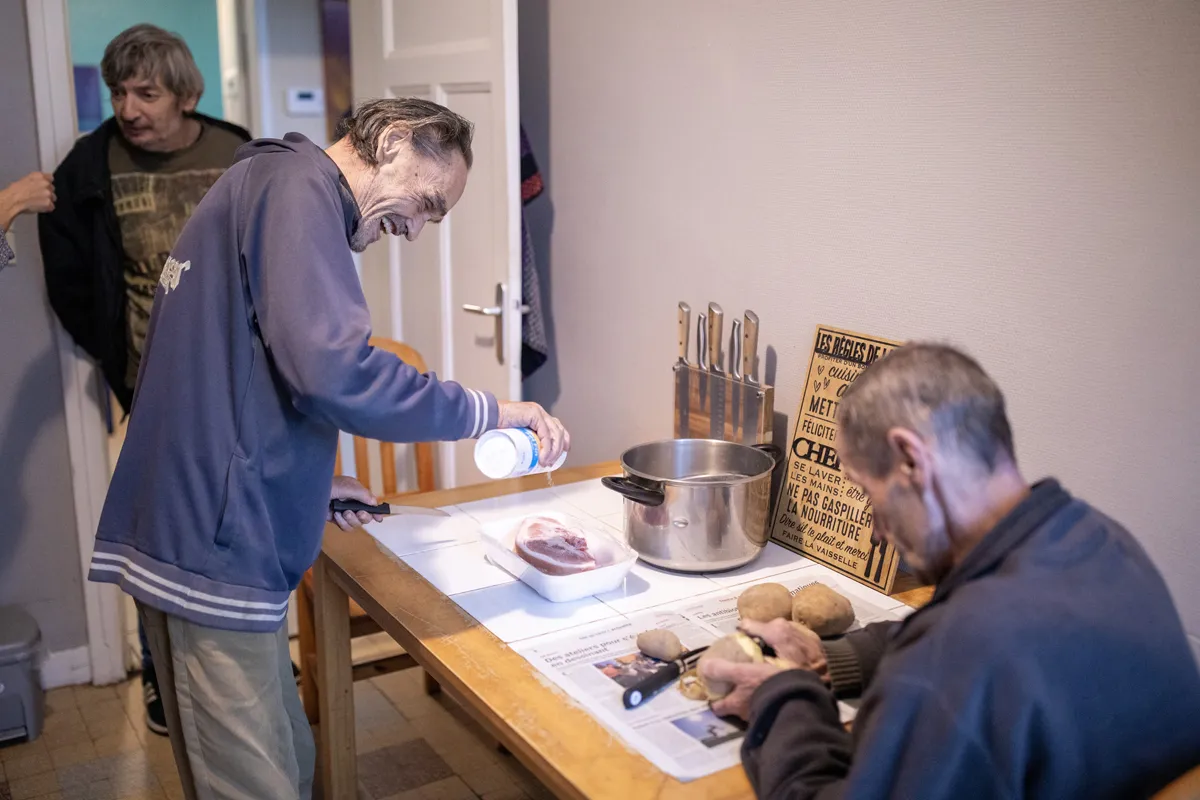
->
xmin=138 ymin=603 xmax=315 ymax=800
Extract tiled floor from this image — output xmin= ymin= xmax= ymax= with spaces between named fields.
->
xmin=0 ymin=662 xmax=554 ymax=800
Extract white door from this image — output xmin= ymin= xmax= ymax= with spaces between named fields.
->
xmin=351 ymin=0 xmax=522 ymax=489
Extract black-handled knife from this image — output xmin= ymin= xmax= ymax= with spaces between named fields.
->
xmin=621 ymin=634 xmax=778 ymax=710
xmin=329 ymin=499 xmax=448 ymax=517
xmin=623 ymin=647 xmax=707 ymax=710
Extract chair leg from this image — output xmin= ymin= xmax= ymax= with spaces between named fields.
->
xmin=422 ymin=669 xmax=441 ymax=696
xmin=297 ymin=583 xmax=319 ymax=724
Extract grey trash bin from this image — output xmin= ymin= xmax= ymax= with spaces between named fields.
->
xmin=0 ymin=605 xmax=44 ymax=743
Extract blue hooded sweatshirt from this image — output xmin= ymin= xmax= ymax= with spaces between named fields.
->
xmin=88 ymin=134 xmax=498 ymax=632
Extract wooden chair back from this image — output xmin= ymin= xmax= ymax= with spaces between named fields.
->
xmin=333 ymin=337 xmax=436 ymax=495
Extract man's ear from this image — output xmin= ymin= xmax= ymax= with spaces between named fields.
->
xmin=375 ymin=124 xmax=412 ymax=165
xmin=179 ymin=94 xmax=199 ymax=114
xmin=886 ymin=427 xmax=932 ymax=490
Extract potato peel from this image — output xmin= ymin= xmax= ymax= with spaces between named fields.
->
xmin=679 ymin=669 xmax=708 ymax=701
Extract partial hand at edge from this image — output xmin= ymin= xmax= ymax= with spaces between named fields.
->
xmin=0 ymin=172 xmax=55 ymax=231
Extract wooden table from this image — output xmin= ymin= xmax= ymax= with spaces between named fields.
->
xmin=314 ymin=462 xmax=933 ymax=799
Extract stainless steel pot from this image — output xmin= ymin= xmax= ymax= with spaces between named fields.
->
xmin=602 ymin=439 xmax=782 ymax=573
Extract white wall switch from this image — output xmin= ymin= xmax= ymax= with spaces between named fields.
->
xmin=286 ymin=87 xmax=325 ymax=117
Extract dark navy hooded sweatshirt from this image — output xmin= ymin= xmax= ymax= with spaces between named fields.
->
xmin=740 ymin=480 xmax=1200 ymax=798
xmin=89 ymin=134 xmax=498 ymax=632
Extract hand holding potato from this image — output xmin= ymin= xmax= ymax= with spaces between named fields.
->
xmin=738 ymin=618 xmax=830 ymax=684
xmin=702 ymin=659 xmax=784 ymax=721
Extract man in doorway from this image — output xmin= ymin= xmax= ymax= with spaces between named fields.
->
xmin=86 ymin=97 xmax=569 ymax=799
xmin=38 ymin=23 xmax=252 ymax=737
xmin=702 ymin=344 xmax=1200 ymax=798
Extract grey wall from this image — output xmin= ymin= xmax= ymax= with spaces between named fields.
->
xmin=543 ymin=0 xmax=1200 ymax=657
xmin=258 ymin=0 xmax=328 ymax=143
xmin=0 ymin=0 xmax=88 ymax=653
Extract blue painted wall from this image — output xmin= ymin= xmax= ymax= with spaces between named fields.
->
xmin=67 ymin=0 xmax=224 ymax=129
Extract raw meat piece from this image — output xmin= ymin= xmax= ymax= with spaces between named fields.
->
xmin=514 ymin=515 xmax=597 ymax=575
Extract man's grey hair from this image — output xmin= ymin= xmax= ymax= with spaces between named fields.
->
xmin=102 ymin=24 xmax=204 ymax=101
xmin=837 ymin=343 xmax=1015 ymax=477
xmin=335 ymin=98 xmax=474 ymax=169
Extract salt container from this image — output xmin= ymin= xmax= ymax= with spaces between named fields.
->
xmin=474 ymin=428 xmax=567 ymax=480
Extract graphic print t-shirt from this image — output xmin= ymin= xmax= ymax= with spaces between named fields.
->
xmin=109 ymin=122 xmax=244 ymax=388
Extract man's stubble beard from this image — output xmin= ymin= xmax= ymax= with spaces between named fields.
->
xmin=349 ymin=225 xmax=375 ymax=253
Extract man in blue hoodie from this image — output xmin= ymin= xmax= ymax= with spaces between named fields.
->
xmin=702 ymin=344 xmax=1200 ymax=799
xmin=88 ymin=97 xmax=569 ymax=799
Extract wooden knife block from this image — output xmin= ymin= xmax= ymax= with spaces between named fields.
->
xmin=674 ymin=363 xmax=774 ymax=445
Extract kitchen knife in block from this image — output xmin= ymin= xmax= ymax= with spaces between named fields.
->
xmin=729 ymin=319 xmax=743 ymax=442
xmin=673 ymin=302 xmax=691 ymax=438
xmin=684 ymin=312 xmax=713 ymax=440
xmin=680 ymin=309 xmax=773 ymax=444
xmin=707 ymin=304 xmax=725 ymax=439
xmin=682 ymin=365 xmax=770 ymax=443
xmin=740 ymin=310 xmax=775 ymax=445
xmin=695 ymin=313 xmax=709 ymax=434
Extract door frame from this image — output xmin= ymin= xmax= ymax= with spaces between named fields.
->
xmin=24 ymin=0 xmax=126 ymax=686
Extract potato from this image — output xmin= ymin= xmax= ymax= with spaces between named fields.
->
xmin=697 ymin=632 xmax=764 ymax=700
xmin=637 ymin=629 xmax=684 ymax=661
xmin=678 ymin=670 xmax=708 ymax=701
xmin=737 ymin=583 xmax=793 ymax=622
xmin=791 ymin=583 xmax=854 ymax=637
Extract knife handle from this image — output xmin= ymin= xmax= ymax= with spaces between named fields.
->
xmin=743 ymin=310 xmax=760 ymax=384
xmin=746 ymin=633 xmax=778 ymax=659
xmin=730 ymin=319 xmax=743 ymax=381
xmin=707 ymin=303 xmax=724 ymax=374
xmin=677 ymin=302 xmax=691 ymax=365
xmin=622 ymin=660 xmax=683 ymax=709
xmin=330 ymin=499 xmax=390 ymax=515
xmin=696 ymin=313 xmax=708 ymax=371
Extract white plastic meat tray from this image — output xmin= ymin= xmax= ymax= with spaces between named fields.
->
xmin=480 ymin=511 xmax=637 ymax=603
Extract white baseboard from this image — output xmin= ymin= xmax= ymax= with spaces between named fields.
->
xmin=39 ymin=645 xmax=92 ymax=689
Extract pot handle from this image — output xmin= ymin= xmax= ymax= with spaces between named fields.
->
xmin=752 ymin=443 xmax=783 ymax=466
xmin=601 ymin=476 xmax=666 ymax=507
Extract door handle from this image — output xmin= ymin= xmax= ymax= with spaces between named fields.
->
xmin=461 ymin=283 xmax=530 ymax=366
xmin=462 ymin=304 xmax=502 ymax=317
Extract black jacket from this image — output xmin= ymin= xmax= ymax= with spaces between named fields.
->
xmin=38 ymin=114 xmax=251 ymax=414
xmin=742 ymin=480 xmax=1200 ymax=799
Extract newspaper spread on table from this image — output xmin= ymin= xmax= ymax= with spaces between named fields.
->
xmin=512 ymin=562 xmax=912 ymax=782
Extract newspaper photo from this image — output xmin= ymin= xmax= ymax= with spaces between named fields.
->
xmin=514 ymin=609 xmax=740 ymax=781
xmin=513 ymin=563 xmax=905 ymax=781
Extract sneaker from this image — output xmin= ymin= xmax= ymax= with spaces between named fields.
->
xmin=142 ymin=668 xmax=169 ymax=737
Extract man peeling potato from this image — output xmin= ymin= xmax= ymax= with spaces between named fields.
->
xmin=701 ymin=344 xmax=1200 ymax=799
